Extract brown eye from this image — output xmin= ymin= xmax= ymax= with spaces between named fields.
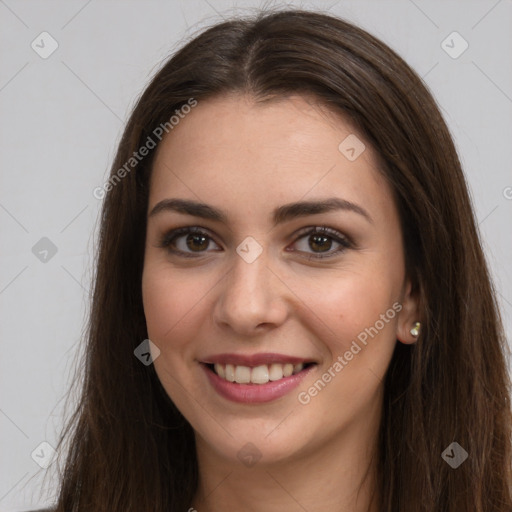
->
xmin=185 ymin=233 xmax=210 ymax=252
xmin=290 ymin=226 xmax=352 ymax=260
xmin=159 ymin=225 xmax=352 ymax=260
xmin=159 ymin=227 xmax=221 ymax=257
xmin=308 ymin=233 xmax=333 ymax=253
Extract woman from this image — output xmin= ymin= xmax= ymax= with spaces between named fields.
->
xmin=37 ymin=8 xmax=512 ymax=512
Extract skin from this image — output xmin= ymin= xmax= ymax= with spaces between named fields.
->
xmin=142 ymin=94 xmax=420 ymax=512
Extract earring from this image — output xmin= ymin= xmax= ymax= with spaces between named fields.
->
xmin=410 ymin=321 xmax=421 ymax=338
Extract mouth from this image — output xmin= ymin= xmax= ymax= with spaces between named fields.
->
xmin=200 ymin=360 xmax=317 ymax=403
xmin=203 ymin=361 xmax=317 ymax=385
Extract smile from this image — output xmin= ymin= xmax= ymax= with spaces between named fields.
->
xmin=208 ymin=362 xmax=314 ymax=384
xmin=200 ymin=355 xmax=318 ymax=403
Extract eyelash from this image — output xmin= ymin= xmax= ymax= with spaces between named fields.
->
xmin=157 ymin=226 xmax=353 ymax=260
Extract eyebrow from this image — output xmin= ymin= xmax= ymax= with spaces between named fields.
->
xmin=148 ymin=197 xmax=373 ymax=225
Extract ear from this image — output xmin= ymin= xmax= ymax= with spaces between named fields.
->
xmin=396 ymin=278 xmax=421 ymax=345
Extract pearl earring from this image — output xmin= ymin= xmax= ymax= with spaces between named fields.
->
xmin=410 ymin=321 xmax=421 ymax=337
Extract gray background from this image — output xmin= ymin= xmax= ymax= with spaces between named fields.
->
xmin=1 ymin=1 xmax=511 ymax=510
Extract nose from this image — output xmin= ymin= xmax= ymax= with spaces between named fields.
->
xmin=212 ymin=245 xmax=289 ymax=336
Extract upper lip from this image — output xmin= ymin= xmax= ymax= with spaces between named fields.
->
xmin=200 ymin=353 xmax=317 ymax=367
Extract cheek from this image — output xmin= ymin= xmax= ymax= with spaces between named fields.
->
xmin=301 ymin=277 xmax=401 ymax=415
xmin=325 ymin=276 xmax=401 ymax=397
xmin=294 ymin=266 xmax=400 ymax=346
xmin=141 ymin=263 xmax=211 ymax=368
xmin=141 ymin=264 xmax=209 ymax=411
xmin=295 ymin=275 xmax=399 ymax=418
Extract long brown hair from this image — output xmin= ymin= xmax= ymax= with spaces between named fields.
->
xmin=46 ymin=8 xmax=512 ymax=511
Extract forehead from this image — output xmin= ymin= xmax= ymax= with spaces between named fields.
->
xmin=149 ymin=94 xmax=395 ymax=226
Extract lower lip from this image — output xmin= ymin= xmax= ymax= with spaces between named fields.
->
xmin=201 ymin=363 xmax=315 ymax=404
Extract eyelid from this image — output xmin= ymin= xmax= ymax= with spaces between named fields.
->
xmin=157 ymin=226 xmax=221 ymax=257
xmin=288 ymin=226 xmax=353 ymax=260
xmin=291 ymin=225 xmax=353 ymax=247
xmin=157 ymin=225 xmax=353 ymax=259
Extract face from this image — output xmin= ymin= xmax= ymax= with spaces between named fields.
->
xmin=142 ymin=94 xmax=418 ymax=467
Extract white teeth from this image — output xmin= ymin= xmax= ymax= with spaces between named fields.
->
xmin=294 ymin=363 xmax=304 ymax=373
xmin=214 ymin=363 xmax=225 ymax=379
xmin=283 ymin=363 xmax=294 ymax=377
xmin=225 ymin=364 xmax=235 ymax=382
xmin=234 ymin=365 xmax=251 ymax=384
xmin=251 ymin=365 xmax=269 ymax=384
xmin=269 ymin=363 xmax=284 ymax=381
xmin=211 ymin=362 xmax=309 ymax=384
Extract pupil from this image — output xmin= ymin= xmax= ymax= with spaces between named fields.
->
xmin=310 ymin=234 xmax=331 ymax=252
xmin=187 ymin=234 xmax=208 ymax=251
